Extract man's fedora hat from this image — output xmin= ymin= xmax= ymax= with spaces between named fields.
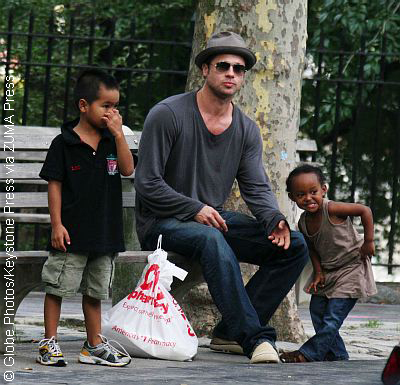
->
xmin=195 ymin=31 xmax=257 ymax=70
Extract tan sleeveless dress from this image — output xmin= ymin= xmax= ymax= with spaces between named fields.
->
xmin=299 ymin=199 xmax=377 ymax=298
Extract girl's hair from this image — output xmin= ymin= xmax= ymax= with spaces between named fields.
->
xmin=286 ymin=164 xmax=326 ymax=192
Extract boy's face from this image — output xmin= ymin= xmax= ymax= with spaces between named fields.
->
xmin=288 ymin=172 xmax=327 ymax=214
xmin=79 ymin=85 xmax=120 ymax=129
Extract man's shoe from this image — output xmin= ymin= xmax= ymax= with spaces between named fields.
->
xmin=78 ymin=335 xmax=131 ymax=367
xmin=36 ymin=336 xmax=67 ymax=366
xmin=250 ymin=341 xmax=280 ymax=364
xmin=209 ymin=337 xmax=244 ymax=355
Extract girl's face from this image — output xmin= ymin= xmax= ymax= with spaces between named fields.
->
xmin=289 ymin=172 xmax=327 ymax=214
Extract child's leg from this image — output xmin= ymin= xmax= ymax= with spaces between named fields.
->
xmin=308 ymin=295 xmax=348 ymax=361
xmin=309 ymin=295 xmax=327 ymax=332
xmin=38 ymin=252 xmax=89 ymax=366
xmin=78 ymin=254 xmax=130 ymax=367
xmin=299 ymin=297 xmax=357 ymax=361
xmin=44 ymin=293 xmax=62 ymax=338
xmin=325 ymin=331 xmax=349 ymax=361
xmin=80 ymin=253 xmax=115 ymax=346
xmin=41 ymin=251 xmax=89 ymax=338
xmin=37 ymin=293 xmax=67 ymax=366
xmin=82 ymin=295 xmax=102 ymax=346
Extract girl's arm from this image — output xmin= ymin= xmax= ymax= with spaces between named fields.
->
xmin=306 ymin=246 xmax=325 ymax=293
xmin=328 ymin=201 xmax=375 ymax=257
xmin=48 ymin=180 xmax=70 ymax=252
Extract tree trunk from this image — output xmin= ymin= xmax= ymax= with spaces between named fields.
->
xmin=184 ymin=0 xmax=308 ymax=343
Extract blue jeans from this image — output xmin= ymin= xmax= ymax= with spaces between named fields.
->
xmin=142 ymin=210 xmax=309 ymax=357
xmin=300 ymin=295 xmax=357 ymax=361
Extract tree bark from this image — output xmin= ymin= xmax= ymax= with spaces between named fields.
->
xmin=183 ymin=0 xmax=308 ymax=343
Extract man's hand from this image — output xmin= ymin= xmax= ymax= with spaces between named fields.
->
xmin=51 ymin=224 xmax=71 ymax=252
xmin=194 ymin=206 xmax=228 ymax=232
xmin=268 ymin=220 xmax=290 ymax=250
xmin=102 ymin=108 xmax=123 ymax=138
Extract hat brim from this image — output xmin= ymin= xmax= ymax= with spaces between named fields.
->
xmin=195 ymin=46 xmax=257 ymax=70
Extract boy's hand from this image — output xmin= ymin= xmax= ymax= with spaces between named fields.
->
xmin=102 ymin=108 xmax=123 ymax=138
xmin=51 ymin=224 xmax=71 ymax=252
xmin=306 ymin=271 xmax=325 ymax=293
xmin=360 ymin=240 xmax=375 ymax=259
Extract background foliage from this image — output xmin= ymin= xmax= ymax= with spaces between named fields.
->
xmin=301 ymin=0 xmax=400 ymax=259
xmin=0 ymin=0 xmax=195 ymax=129
xmin=1 ymin=0 xmax=399 ymax=263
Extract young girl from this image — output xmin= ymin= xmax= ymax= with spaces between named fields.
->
xmin=281 ymin=164 xmax=377 ymax=363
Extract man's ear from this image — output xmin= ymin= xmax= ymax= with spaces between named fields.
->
xmin=288 ymin=192 xmax=295 ymax=202
xmin=78 ymin=98 xmax=89 ymax=113
xmin=201 ymin=62 xmax=209 ymax=78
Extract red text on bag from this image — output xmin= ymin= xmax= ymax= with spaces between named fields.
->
xmin=172 ymin=299 xmax=196 ymax=337
xmin=126 ymin=263 xmax=169 ymax=314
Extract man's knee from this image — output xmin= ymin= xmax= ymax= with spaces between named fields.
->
xmin=197 ymin=228 xmax=237 ymax=265
xmin=197 ymin=226 xmax=229 ymax=252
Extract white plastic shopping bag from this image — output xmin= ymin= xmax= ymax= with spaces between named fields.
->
xmin=102 ymin=235 xmax=198 ymax=361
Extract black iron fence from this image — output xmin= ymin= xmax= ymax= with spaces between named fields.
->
xmin=1 ymin=12 xmax=399 ymax=274
xmin=0 ymin=11 xmax=192 ymax=130
xmin=301 ymin=33 xmax=400 ymax=274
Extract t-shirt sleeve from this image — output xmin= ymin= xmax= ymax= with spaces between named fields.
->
xmin=236 ymin=122 xmax=286 ymax=236
xmin=39 ymin=136 xmax=65 ymax=182
xmin=134 ymin=103 xmax=204 ymax=220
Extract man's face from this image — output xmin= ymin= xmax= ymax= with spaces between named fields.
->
xmin=202 ymin=54 xmax=246 ymax=99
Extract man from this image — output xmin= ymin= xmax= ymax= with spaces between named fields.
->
xmin=134 ymin=31 xmax=308 ymax=363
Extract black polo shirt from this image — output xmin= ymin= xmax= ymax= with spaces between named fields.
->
xmin=40 ymin=119 xmax=125 ymax=253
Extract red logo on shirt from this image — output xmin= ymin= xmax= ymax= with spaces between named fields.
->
xmin=71 ymin=165 xmax=81 ymax=171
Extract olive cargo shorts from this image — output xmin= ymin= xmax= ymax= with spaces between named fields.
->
xmin=42 ymin=252 xmax=116 ymax=300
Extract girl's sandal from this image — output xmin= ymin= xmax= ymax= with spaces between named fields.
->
xmin=280 ymin=350 xmax=309 ymax=363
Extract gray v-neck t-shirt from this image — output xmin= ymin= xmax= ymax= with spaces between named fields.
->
xmin=134 ymin=91 xmax=285 ymax=244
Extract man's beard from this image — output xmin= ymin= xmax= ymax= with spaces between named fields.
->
xmin=207 ymin=81 xmax=237 ymax=100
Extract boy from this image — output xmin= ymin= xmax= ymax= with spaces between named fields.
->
xmin=37 ymin=69 xmax=134 ymax=367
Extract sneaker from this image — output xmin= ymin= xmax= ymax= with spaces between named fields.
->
xmin=78 ymin=334 xmax=131 ymax=367
xmin=250 ymin=341 xmax=280 ymax=364
xmin=209 ymin=337 xmax=244 ymax=355
xmin=36 ymin=336 xmax=67 ymax=366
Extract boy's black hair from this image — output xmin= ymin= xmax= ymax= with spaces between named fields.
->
xmin=73 ymin=69 xmax=119 ymax=109
xmin=286 ymin=164 xmax=326 ymax=192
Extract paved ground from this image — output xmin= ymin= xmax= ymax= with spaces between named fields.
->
xmin=0 ymin=347 xmax=389 ymax=385
xmin=1 ymin=292 xmax=399 ymax=384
